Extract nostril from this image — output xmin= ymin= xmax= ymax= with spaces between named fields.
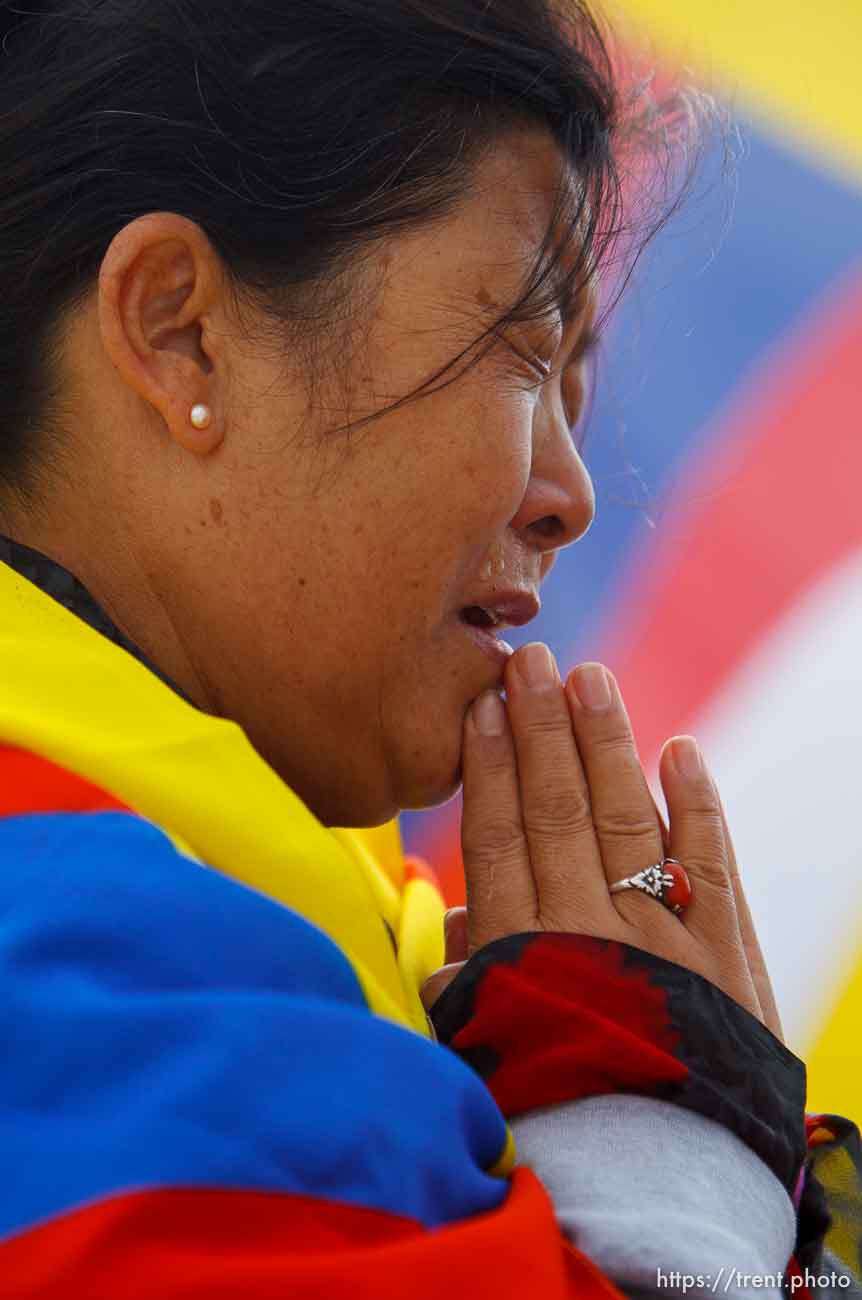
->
xmin=528 ymin=515 xmax=565 ymax=540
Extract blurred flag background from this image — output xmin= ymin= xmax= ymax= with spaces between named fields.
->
xmin=402 ymin=0 xmax=862 ymax=1116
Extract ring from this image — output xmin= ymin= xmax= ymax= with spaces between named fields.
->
xmin=608 ymin=858 xmax=692 ymax=916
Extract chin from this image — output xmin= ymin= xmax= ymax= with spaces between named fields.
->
xmin=324 ymin=773 xmax=462 ymax=829
xmin=390 ymin=738 xmax=464 ymax=817
xmin=259 ymin=707 xmax=464 ymax=829
xmin=399 ymin=773 xmax=463 ymax=815
xmin=326 ymin=758 xmax=462 ymax=829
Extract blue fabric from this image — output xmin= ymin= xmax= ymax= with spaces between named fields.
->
xmin=0 ymin=811 xmax=508 ymax=1238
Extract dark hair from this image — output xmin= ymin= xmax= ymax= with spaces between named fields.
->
xmin=0 ymin=0 xmax=701 ymax=504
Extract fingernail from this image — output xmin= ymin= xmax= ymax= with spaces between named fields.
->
xmin=516 ymin=643 xmax=558 ymax=689
xmin=568 ymin=663 xmax=612 ymax=713
xmin=670 ymin=735 xmax=703 ymax=780
xmin=472 ymin=691 xmax=505 ymax=735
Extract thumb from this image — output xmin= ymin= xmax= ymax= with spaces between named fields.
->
xmin=443 ymin=906 xmax=469 ymax=964
xmin=420 ymin=960 xmax=466 ymax=1013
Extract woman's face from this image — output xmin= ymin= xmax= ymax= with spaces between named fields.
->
xmin=60 ymin=129 xmax=597 ymax=827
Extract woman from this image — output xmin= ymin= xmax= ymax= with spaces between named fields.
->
xmin=0 ymin=0 xmax=857 ymax=1295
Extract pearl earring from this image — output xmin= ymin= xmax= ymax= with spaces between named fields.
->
xmin=190 ymin=404 xmax=212 ymax=430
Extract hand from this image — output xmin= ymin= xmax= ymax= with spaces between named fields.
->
xmin=420 ymin=643 xmax=783 ymax=1042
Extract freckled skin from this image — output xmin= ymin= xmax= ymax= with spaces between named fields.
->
xmin=4 ymin=128 xmax=596 ymax=828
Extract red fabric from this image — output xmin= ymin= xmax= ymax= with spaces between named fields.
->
xmin=0 ymin=746 xmax=129 ymax=816
xmin=805 ymin=1114 xmax=835 ymax=1147
xmin=450 ymin=934 xmax=687 ymax=1116
xmin=0 ymin=1171 xmax=624 ymax=1300
xmin=783 ymin=1255 xmax=814 ymax=1300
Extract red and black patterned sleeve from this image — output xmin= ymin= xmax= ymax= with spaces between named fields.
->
xmin=427 ymin=930 xmax=847 ymax=1283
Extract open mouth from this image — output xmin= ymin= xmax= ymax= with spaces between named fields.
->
xmin=457 ymin=606 xmax=513 ymax=667
xmin=454 ymin=589 xmax=538 ymax=668
xmin=459 ymin=605 xmax=498 ymax=630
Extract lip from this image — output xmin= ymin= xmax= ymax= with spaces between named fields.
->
xmin=458 ymin=588 xmax=542 ymax=631
xmin=476 ymin=591 xmax=542 ymax=630
xmin=455 ymin=587 xmax=541 ymax=668
xmin=458 ymin=620 xmax=516 ymax=667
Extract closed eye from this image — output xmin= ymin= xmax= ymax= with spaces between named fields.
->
xmin=495 ymin=324 xmax=600 ymax=409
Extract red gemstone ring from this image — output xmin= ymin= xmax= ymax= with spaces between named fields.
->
xmin=608 ymin=858 xmax=692 ymax=917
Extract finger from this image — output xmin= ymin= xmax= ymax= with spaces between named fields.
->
xmin=653 ymin=796 xmax=670 ymax=856
xmin=504 ymin=644 xmax=618 ymax=928
xmin=713 ymin=784 xmax=784 ymax=1041
xmin=659 ymin=736 xmax=761 ymax=1018
xmin=443 ymin=906 xmax=469 ymax=964
xmin=420 ymin=961 xmax=466 ymax=1013
xmin=460 ymin=690 xmax=538 ymax=951
xmin=565 ymin=664 xmax=667 ymax=923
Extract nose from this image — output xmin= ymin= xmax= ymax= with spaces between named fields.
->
xmin=509 ymin=435 xmax=595 ymax=561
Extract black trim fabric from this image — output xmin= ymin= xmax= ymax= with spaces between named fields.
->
xmin=429 ymin=931 xmax=808 ymax=1196
xmin=0 ymin=535 xmax=194 ymax=703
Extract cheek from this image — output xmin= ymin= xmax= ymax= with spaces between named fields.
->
xmin=493 ymin=437 xmax=533 ymax=512
xmin=455 ymin=396 xmax=536 ymax=529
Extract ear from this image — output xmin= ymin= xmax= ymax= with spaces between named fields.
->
xmin=97 ymin=213 xmax=228 ymax=455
